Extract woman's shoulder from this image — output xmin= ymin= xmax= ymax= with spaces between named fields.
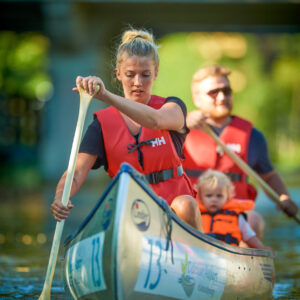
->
xmin=165 ymin=96 xmax=187 ymax=116
xmin=150 ymin=95 xmax=185 ymax=107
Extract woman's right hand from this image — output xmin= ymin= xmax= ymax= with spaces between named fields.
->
xmin=51 ymin=153 xmax=97 ymax=222
xmin=51 ymin=197 xmax=74 ymax=222
xmin=73 ymin=75 xmax=107 ymax=101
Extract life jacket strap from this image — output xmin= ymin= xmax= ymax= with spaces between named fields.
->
xmin=127 ymin=138 xmax=155 ymax=153
xmin=145 ymin=165 xmax=183 ymax=184
xmin=185 ymin=169 xmax=245 ymax=182
xmin=202 ymin=209 xmax=239 ymax=217
xmin=208 ymin=233 xmax=239 ymax=246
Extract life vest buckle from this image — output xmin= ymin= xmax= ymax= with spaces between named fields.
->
xmin=145 ymin=165 xmax=183 ymax=184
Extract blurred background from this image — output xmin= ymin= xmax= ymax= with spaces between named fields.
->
xmin=0 ymin=1 xmax=299 ymax=299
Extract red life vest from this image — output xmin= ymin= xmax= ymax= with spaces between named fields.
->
xmin=183 ymin=116 xmax=257 ymax=200
xmin=94 ymin=95 xmax=195 ymax=205
xmin=199 ymin=199 xmax=254 ymax=246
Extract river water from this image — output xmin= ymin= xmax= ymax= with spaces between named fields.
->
xmin=0 ymin=182 xmax=299 ymax=299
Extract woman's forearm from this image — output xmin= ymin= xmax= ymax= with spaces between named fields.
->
xmin=54 ymin=171 xmax=82 ymax=202
xmin=54 ymin=153 xmax=97 ymax=204
xmin=102 ymin=91 xmax=184 ymax=131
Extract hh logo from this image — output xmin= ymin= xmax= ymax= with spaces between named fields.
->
xmin=217 ymin=143 xmax=241 ymax=156
xmin=226 ymin=143 xmax=241 ymax=153
xmin=151 ymin=136 xmax=166 ymax=147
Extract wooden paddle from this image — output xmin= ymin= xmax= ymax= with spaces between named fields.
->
xmin=39 ymin=85 xmax=99 ymax=300
xmin=203 ymin=123 xmax=300 ymax=224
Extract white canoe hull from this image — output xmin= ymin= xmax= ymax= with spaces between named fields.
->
xmin=63 ymin=163 xmax=274 ymax=299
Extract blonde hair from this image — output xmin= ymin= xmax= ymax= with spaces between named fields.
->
xmin=197 ymin=169 xmax=235 ymax=199
xmin=116 ymin=28 xmax=160 ymax=71
xmin=192 ymin=65 xmax=231 ymax=87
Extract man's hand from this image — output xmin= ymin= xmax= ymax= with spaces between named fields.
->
xmin=278 ymin=195 xmax=299 ymax=217
xmin=186 ymin=110 xmax=208 ymax=130
xmin=261 ymin=170 xmax=299 ymax=218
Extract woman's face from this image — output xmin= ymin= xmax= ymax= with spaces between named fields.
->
xmin=115 ymin=54 xmax=158 ymax=104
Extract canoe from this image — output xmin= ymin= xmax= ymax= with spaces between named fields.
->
xmin=63 ymin=163 xmax=275 ymax=300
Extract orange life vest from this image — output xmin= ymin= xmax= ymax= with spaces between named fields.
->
xmin=199 ymin=199 xmax=254 ymax=246
xmin=183 ymin=116 xmax=257 ymax=200
xmin=94 ymin=95 xmax=195 ymax=205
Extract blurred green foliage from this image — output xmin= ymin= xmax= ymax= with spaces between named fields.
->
xmin=0 ymin=30 xmax=299 ymax=187
xmin=153 ymin=32 xmax=300 ymax=174
xmin=0 ymin=31 xmax=52 ymax=188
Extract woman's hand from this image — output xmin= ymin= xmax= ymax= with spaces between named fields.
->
xmin=73 ymin=75 xmax=107 ymax=101
xmin=50 ymin=153 xmax=97 ymax=222
xmin=51 ymin=197 xmax=74 ymax=222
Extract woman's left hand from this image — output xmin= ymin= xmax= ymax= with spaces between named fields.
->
xmin=73 ymin=75 xmax=107 ymax=100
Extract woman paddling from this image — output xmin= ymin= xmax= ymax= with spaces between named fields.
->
xmin=51 ymin=27 xmax=202 ymax=231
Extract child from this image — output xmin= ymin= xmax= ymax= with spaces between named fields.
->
xmin=197 ymin=169 xmax=273 ymax=251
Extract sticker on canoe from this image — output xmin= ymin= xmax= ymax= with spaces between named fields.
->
xmin=101 ymin=197 xmax=113 ymax=230
xmin=65 ymin=232 xmax=107 ymax=297
xmin=131 ymin=199 xmax=151 ymax=231
xmin=134 ymin=235 xmax=226 ymax=299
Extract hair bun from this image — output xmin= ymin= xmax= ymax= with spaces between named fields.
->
xmin=116 ymin=27 xmax=160 ymax=71
xmin=122 ymin=30 xmax=154 ymax=45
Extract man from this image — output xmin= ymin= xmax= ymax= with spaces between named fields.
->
xmin=183 ymin=64 xmax=298 ymax=239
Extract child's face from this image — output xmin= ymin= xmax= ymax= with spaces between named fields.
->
xmin=200 ymin=185 xmax=228 ymax=213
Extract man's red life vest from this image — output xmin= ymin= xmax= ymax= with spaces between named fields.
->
xmin=183 ymin=116 xmax=257 ymax=200
xmin=94 ymin=95 xmax=195 ymax=205
xmin=199 ymin=199 xmax=254 ymax=246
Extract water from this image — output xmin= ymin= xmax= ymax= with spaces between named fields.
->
xmin=0 ymin=184 xmax=299 ymax=299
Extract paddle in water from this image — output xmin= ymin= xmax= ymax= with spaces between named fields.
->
xmin=39 ymin=85 xmax=99 ymax=300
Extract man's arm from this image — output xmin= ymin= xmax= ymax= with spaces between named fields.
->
xmin=260 ymin=170 xmax=298 ymax=217
xmin=250 ymin=128 xmax=298 ymax=217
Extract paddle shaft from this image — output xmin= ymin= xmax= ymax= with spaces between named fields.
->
xmin=203 ymin=123 xmax=300 ymax=224
xmin=39 ymin=87 xmax=99 ymax=299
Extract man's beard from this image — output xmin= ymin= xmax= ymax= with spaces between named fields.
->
xmin=209 ymin=106 xmax=231 ymax=119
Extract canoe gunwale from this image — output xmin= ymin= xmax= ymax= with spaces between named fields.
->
xmin=64 ymin=163 xmax=274 ymax=259
xmin=112 ymin=172 xmax=131 ymax=300
xmin=63 ymin=170 xmax=121 ymax=246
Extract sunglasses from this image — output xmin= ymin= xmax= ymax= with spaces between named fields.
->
xmin=206 ymin=86 xmax=232 ymax=98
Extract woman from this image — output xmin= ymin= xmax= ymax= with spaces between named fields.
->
xmin=51 ymin=28 xmax=201 ymax=231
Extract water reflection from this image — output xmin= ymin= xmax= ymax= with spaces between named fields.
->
xmin=0 ymin=184 xmax=299 ymax=299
